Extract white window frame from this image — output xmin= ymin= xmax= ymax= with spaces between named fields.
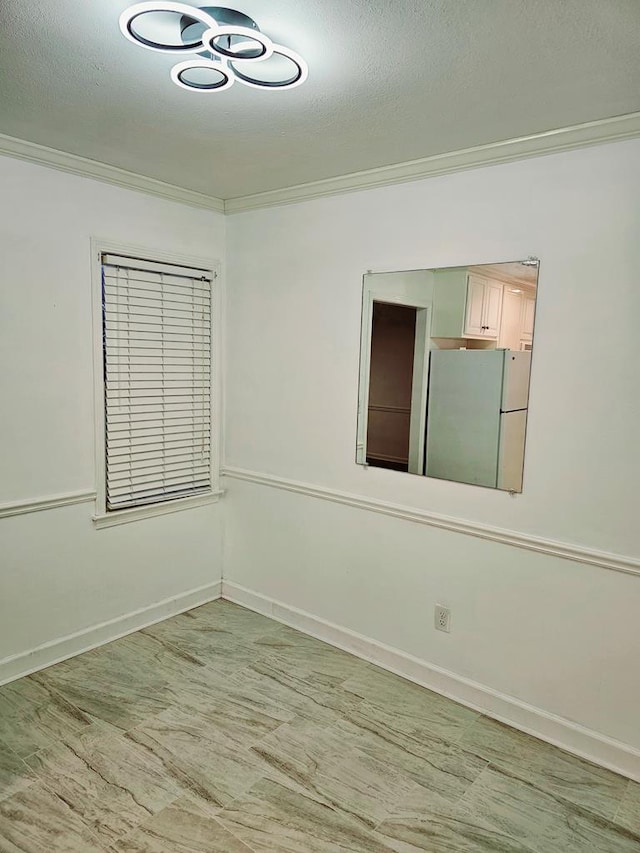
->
xmin=90 ymin=238 xmax=222 ymax=528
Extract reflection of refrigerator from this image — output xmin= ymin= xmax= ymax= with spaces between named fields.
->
xmin=425 ymin=350 xmax=531 ymax=490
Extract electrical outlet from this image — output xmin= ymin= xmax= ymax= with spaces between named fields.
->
xmin=434 ymin=605 xmax=451 ymax=633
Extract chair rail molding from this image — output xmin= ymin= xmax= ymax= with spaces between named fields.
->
xmin=0 ymin=489 xmax=97 ymax=519
xmin=222 ymin=467 xmax=640 ymax=577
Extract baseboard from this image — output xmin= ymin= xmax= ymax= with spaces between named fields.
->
xmin=222 ymin=580 xmax=640 ymax=783
xmin=5 ymin=576 xmax=638 ymax=782
xmin=0 ymin=581 xmax=222 ymax=686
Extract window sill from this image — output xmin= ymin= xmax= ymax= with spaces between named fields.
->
xmin=92 ymin=491 xmax=224 ymax=529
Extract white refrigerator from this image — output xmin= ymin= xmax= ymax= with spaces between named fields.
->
xmin=425 ymin=350 xmax=531 ymax=490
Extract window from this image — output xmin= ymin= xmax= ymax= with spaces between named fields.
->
xmin=93 ymin=248 xmax=218 ymax=525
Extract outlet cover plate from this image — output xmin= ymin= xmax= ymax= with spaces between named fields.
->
xmin=435 ymin=605 xmax=451 ymax=633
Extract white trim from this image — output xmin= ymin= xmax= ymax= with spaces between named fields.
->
xmin=90 ymin=238 xmax=220 ymax=282
xmin=221 ymin=580 xmax=640 ymax=783
xmin=408 ymin=306 xmax=430 ymax=475
xmin=0 ymin=582 xmax=222 ymax=686
xmin=217 ymin=254 xmax=229 ymax=481
xmin=91 ymin=238 xmax=108 ymax=518
xmin=2 ymin=115 xmax=640 ymax=216
xmin=222 ymin=467 xmax=640 ymax=577
xmin=90 ymin=239 xmax=223 ymax=524
xmin=224 ymin=112 xmax=640 ymax=213
xmin=0 ymin=490 xmax=96 ymax=519
xmin=93 ymin=490 xmax=224 ymax=528
xmin=0 ymin=133 xmax=225 ymax=212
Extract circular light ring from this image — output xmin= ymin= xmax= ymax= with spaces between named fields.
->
xmin=205 ymin=7 xmax=258 ymax=29
xmin=119 ymin=1 xmax=219 ymax=54
xmin=202 ymin=25 xmax=273 ymax=61
xmin=170 ymin=58 xmax=235 ymax=91
xmin=230 ymin=43 xmax=308 ymax=89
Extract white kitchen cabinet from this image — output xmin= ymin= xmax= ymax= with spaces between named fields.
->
xmin=480 ymin=279 xmax=504 ymax=337
xmin=431 ymin=269 xmax=503 ymax=339
xmin=521 ymin=295 xmax=536 ymax=341
xmin=463 ymin=276 xmax=485 ymax=336
xmin=498 ymin=288 xmax=523 ymax=350
xmin=463 ymin=275 xmax=503 ymax=337
xmin=499 ymin=287 xmax=537 ymax=350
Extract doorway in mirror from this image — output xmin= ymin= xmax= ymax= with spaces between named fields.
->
xmin=366 ymin=302 xmax=417 ymax=472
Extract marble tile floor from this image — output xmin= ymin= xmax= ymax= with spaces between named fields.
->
xmin=0 ymin=600 xmax=639 ymax=852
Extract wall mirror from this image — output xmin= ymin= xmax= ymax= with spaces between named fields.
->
xmin=356 ymin=260 xmax=539 ymax=492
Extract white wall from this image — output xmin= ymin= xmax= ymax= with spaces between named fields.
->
xmin=224 ymin=139 xmax=640 ymax=752
xmin=0 ymin=157 xmax=225 ymax=671
xmin=2 ymin=139 xmax=639 ymax=770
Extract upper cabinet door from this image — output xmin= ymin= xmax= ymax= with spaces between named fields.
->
xmin=521 ymin=296 xmax=536 ymax=340
xmin=464 ymin=275 xmax=502 ymax=338
xmin=464 ymin=275 xmax=486 ymax=337
xmin=483 ymin=281 xmax=504 ymax=338
xmin=498 ymin=289 xmax=523 ymax=349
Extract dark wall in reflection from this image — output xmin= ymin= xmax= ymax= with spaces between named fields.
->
xmin=366 ymin=302 xmax=416 ymax=471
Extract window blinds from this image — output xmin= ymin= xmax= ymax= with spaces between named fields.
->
xmin=101 ymin=254 xmax=213 ymax=511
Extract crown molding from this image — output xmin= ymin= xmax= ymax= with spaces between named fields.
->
xmin=224 ymin=111 xmax=640 ymax=214
xmin=222 ymin=467 xmax=640 ymax=578
xmin=0 ymin=133 xmax=225 ymax=213
xmin=3 ymin=112 xmax=640 ymax=216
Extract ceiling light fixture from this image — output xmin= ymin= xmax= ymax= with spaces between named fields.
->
xmin=119 ymin=2 xmax=308 ymax=91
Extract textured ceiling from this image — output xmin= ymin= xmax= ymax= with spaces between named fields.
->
xmin=0 ymin=0 xmax=639 ymax=199
xmin=470 ymin=263 xmax=538 ymax=289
